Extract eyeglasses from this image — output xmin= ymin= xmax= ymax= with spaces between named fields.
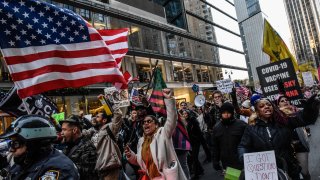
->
xmin=9 ymin=140 xmax=24 ymax=149
xmin=143 ymin=119 xmax=154 ymax=124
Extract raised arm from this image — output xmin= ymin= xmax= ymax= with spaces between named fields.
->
xmin=163 ymin=89 xmax=178 ymax=138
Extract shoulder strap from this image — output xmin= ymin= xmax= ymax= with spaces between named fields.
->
xmin=106 ymin=125 xmax=117 ymax=142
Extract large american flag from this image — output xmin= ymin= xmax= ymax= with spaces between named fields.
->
xmin=0 ymin=0 xmax=126 ymax=98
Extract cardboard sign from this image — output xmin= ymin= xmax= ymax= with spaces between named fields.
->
xmin=256 ymin=59 xmax=302 ymax=106
xmin=216 ymin=79 xmax=234 ymax=94
xmin=244 ymin=151 xmax=278 ymax=180
xmin=104 ymin=87 xmax=130 ymax=108
xmin=302 ymin=71 xmax=314 ymax=87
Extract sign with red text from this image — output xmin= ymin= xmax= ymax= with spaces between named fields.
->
xmin=256 ymin=59 xmax=302 ymax=106
xmin=244 ymin=151 xmax=278 ymax=180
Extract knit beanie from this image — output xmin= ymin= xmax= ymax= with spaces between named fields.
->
xmin=220 ymin=102 xmax=235 ymax=115
xmin=250 ymin=94 xmax=262 ymax=106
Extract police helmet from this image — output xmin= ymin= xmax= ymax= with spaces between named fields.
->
xmin=0 ymin=115 xmax=57 ymax=141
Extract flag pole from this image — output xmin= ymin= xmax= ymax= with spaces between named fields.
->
xmin=22 ymin=98 xmax=31 ymax=115
xmin=145 ymin=60 xmax=159 ymax=94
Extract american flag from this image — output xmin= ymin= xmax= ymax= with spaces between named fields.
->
xmin=0 ymin=0 xmax=126 ymax=98
xmin=235 ymin=82 xmax=250 ymax=102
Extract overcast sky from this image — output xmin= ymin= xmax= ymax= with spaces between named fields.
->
xmin=207 ymin=0 xmax=291 ymax=80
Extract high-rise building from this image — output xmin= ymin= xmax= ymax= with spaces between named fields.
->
xmin=234 ymin=0 xmax=270 ymax=85
xmin=283 ymin=0 xmax=320 ymax=67
xmin=0 ymin=0 xmax=246 ymax=115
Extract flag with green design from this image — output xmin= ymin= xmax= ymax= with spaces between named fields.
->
xmin=149 ymin=68 xmax=167 ymax=117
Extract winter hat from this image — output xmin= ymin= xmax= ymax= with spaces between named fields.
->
xmin=241 ymin=100 xmax=251 ymax=109
xmin=250 ymin=94 xmax=262 ymax=106
xmin=220 ymin=102 xmax=235 ymax=115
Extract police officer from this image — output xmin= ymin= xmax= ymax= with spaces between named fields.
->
xmin=0 ymin=115 xmax=79 ymax=180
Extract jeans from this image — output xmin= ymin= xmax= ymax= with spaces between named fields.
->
xmin=296 ymin=152 xmax=310 ymax=180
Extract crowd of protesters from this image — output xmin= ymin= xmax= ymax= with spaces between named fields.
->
xmin=0 ymin=85 xmax=319 ymax=180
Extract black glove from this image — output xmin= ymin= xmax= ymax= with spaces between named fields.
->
xmin=302 ymin=94 xmax=320 ymax=123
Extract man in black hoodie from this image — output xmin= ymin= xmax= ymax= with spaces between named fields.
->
xmin=212 ymin=102 xmax=247 ymax=171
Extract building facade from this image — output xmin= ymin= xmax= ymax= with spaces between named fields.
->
xmin=234 ymin=0 xmax=270 ymax=85
xmin=0 ymin=0 xmax=246 ymax=116
xmin=283 ymin=0 xmax=320 ymax=67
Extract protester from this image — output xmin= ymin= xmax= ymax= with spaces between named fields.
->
xmin=238 ymin=95 xmax=320 ymax=179
xmin=125 ymin=89 xmax=187 ymax=180
xmin=60 ymin=114 xmax=98 ymax=180
xmin=182 ymin=109 xmax=204 ymax=179
xmin=90 ymin=96 xmax=125 ymax=180
xmin=212 ymin=102 xmax=247 ymax=171
xmin=231 ymin=88 xmax=253 ymax=124
xmin=0 ymin=115 xmax=79 ymax=179
xmin=276 ymin=95 xmax=311 ymax=180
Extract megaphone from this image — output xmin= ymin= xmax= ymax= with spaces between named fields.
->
xmin=194 ymin=94 xmax=206 ymax=107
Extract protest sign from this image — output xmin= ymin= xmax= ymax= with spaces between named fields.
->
xmin=216 ymin=79 xmax=234 ymax=94
xmin=104 ymin=87 xmax=130 ymax=108
xmin=244 ymin=151 xmax=278 ymax=180
xmin=302 ymin=71 xmax=314 ymax=87
xmin=256 ymin=59 xmax=302 ymax=106
xmin=52 ymin=112 xmax=65 ymax=123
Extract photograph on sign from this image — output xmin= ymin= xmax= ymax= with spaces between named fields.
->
xmin=104 ymin=87 xmax=130 ymax=108
xmin=243 ymin=150 xmax=278 ymax=180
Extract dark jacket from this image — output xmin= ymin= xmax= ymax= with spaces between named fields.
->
xmin=212 ymin=119 xmax=247 ymax=169
xmin=63 ymin=137 xmax=98 ymax=180
xmin=207 ymin=104 xmax=221 ymax=131
xmin=186 ymin=116 xmax=202 ymax=143
xmin=7 ymin=149 xmax=79 ymax=180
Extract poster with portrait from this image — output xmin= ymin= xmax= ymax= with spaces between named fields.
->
xmin=104 ymin=87 xmax=130 ymax=108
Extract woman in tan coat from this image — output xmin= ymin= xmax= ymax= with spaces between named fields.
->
xmin=125 ymin=89 xmax=187 ymax=180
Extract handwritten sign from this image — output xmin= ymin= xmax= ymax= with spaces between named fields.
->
xmin=216 ymin=79 xmax=233 ymax=94
xmin=244 ymin=151 xmax=278 ymax=180
xmin=104 ymin=87 xmax=130 ymax=108
xmin=302 ymin=71 xmax=314 ymax=87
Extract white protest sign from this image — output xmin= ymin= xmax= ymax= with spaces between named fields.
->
xmin=302 ymin=71 xmax=314 ymax=87
xmin=244 ymin=150 xmax=278 ymax=180
xmin=216 ymin=79 xmax=234 ymax=94
xmin=104 ymin=87 xmax=130 ymax=108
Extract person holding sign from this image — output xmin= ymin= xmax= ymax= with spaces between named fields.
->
xmin=238 ymin=95 xmax=320 ymax=179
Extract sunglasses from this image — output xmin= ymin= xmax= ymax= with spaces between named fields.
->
xmin=9 ymin=140 xmax=24 ymax=149
xmin=143 ymin=119 xmax=154 ymax=124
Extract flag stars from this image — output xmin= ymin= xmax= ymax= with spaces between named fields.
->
xmin=47 ymin=16 xmax=53 ymax=22
xmin=17 ymin=18 xmax=23 ymax=24
xmin=40 ymin=39 xmax=46 ymax=44
xmin=11 ymin=24 xmax=17 ymax=29
xmin=56 ymin=21 xmax=61 ymax=27
xmin=32 ymin=17 xmax=39 ymax=23
xmin=68 ymin=37 xmax=74 ymax=42
xmin=82 ymin=35 xmax=87 ymax=40
xmin=54 ymin=38 xmax=60 ymax=44
xmin=15 ymin=35 xmax=21 ymax=40
xmin=26 ymin=23 xmax=33 ymax=29
xmin=19 ymin=1 xmax=25 ymax=6
xmin=8 ymin=40 xmax=15 ymax=46
xmin=0 ymin=18 xmax=6 ymax=24
xmin=22 ymin=12 xmax=29 ymax=18
xmin=25 ymin=40 xmax=31 ymax=45
xmin=36 ymin=29 xmax=42 ymax=34
xmin=29 ymin=6 xmax=35 ymax=12
xmin=74 ymin=31 xmax=79 ymax=36
xmin=45 ymin=33 xmax=51 ymax=39
xmin=31 ymin=34 xmax=36 ymax=40
xmin=2 ymin=1 xmax=9 ymax=7
xmin=51 ymin=27 xmax=57 ymax=33
xmin=59 ymin=32 xmax=65 ymax=37
xmin=7 ymin=13 xmax=13 ymax=18
xmin=35 ymin=1 xmax=41 ymax=5
xmin=62 ymin=15 xmax=67 ymax=21
xmin=21 ymin=29 xmax=27 ymax=35
xmin=65 ymin=26 xmax=70 ymax=31
xmin=4 ymin=29 xmax=10 ymax=35
xmin=38 ymin=11 xmax=44 ymax=17
xmin=13 ymin=6 xmax=19 ymax=13
xmin=54 ymin=10 xmax=59 ymax=16
xmin=42 ymin=22 xmax=48 ymax=28
xmin=45 ymin=6 xmax=50 ymax=11
xmin=70 ymin=20 xmax=76 ymax=25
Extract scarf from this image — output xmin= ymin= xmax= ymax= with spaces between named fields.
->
xmin=141 ymin=129 xmax=161 ymax=179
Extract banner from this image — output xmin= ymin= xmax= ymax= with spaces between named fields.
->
xmin=216 ymin=79 xmax=234 ymax=94
xmin=0 ymin=87 xmax=58 ymax=118
xmin=244 ymin=151 xmax=278 ymax=180
xmin=256 ymin=59 xmax=302 ymax=106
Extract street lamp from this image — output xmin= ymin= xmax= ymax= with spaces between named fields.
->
xmin=225 ymin=70 xmax=233 ymax=80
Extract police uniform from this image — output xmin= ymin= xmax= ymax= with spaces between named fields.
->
xmin=7 ymin=149 xmax=79 ymax=180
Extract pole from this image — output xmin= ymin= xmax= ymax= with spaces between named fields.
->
xmin=145 ymin=60 xmax=159 ymax=94
xmin=22 ymin=98 xmax=31 ymax=114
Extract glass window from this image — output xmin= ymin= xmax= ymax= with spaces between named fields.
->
xmin=135 ymin=57 xmax=151 ymax=83
xmin=122 ymin=56 xmax=136 ymax=78
xmin=183 ymin=63 xmax=193 ymax=82
xmin=129 ymin=25 xmax=143 ymax=50
xmin=93 ymin=13 xmax=107 ymax=30
xmin=201 ymin=66 xmax=210 ymax=82
xmin=173 ymin=61 xmax=183 ymax=82
xmin=164 ymin=0 xmax=186 ymax=29
xmin=164 ymin=60 xmax=174 ymax=82
xmin=194 ymin=65 xmax=202 ymax=82
xmin=77 ymin=8 xmax=91 ymax=21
